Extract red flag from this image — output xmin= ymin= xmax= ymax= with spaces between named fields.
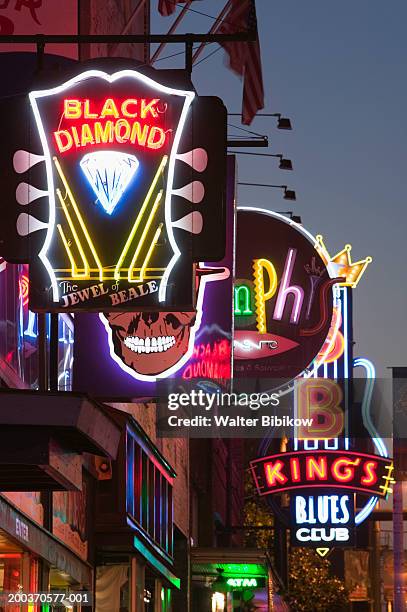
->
xmin=219 ymin=0 xmax=264 ymax=125
xmin=158 ymin=0 xmax=182 ymax=17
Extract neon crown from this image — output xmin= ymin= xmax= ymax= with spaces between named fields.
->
xmin=315 ymin=235 xmax=372 ymax=288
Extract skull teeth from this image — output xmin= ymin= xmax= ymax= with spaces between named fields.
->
xmin=124 ymin=335 xmax=176 ymax=354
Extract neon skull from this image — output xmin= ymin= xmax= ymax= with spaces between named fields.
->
xmin=100 ymin=266 xmax=229 ymax=380
xmin=103 ymin=311 xmax=196 ymax=377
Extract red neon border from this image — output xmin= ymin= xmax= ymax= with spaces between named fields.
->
xmin=249 ymin=450 xmax=393 ymax=498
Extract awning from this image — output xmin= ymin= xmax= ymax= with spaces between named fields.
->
xmin=0 ymin=390 xmax=121 ymax=490
xmin=0 ymin=494 xmax=92 ymax=585
xmin=191 ymin=547 xmax=270 ymax=567
xmin=191 ymin=548 xmax=269 ymax=582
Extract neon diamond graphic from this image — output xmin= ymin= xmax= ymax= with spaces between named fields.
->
xmin=80 ymin=151 xmax=139 ymax=215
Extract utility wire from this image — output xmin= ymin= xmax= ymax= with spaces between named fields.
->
xmin=234 ymin=151 xmax=282 ymax=157
xmin=227 ymin=122 xmax=267 ymax=138
xmin=193 ymin=44 xmax=223 ymax=67
xmin=162 ymin=0 xmax=238 ymax=29
xmin=153 ymin=47 xmax=194 ymax=63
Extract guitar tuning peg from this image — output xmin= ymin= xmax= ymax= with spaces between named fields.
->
xmin=13 ymin=150 xmax=44 ymax=174
xmin=176 ymin=148 xmax=208 ymax=172
xmin=16 ymin=213 xmax=48 ymax=236
xmin=16 ymin=182 xmax=48 ymax=205
xmin=172 ymin=211 xmax=203 ymax=234
xmin=172 ymin=181 xmax=204 ymax=203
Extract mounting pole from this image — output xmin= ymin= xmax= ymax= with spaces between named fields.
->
xmin=0 ymin=33 xmax=253 ymax=45
xmin=36 ymin=37 xmax=45 ymax=72
xmin=49 ymin=314 xmax=59 ymax=392
xmin=185 ymin=36 xmax=193 ymax=78
xmin=38 ymin=314 xmax=47 ymax=392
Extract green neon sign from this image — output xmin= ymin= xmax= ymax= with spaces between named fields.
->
xmin=226 ymin=577 xmax=258 ymax=589
xmin=234 ymin=284 xmax=253 ymax=316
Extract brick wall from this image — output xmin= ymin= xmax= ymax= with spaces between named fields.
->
xmin=190 ymin=438 xmax=245 ymax=547
xmin=80 ymin=0 xmax=149 ymax=62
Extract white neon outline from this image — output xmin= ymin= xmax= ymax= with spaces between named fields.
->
xmin=100 ymin=264 xmax=230 ymax=382
xmin=29 ymin=98 xmax=58 ymax=300
xmin=24 ymin=311 xmax=37 ymax=338
xmin=353 ymin=358 xmax=387 ymax=458
xmin=29 ymin=69 xmax=195 ymax=302
xmin=355 ymin=495 xmax=378 ymax=525
xmin=325 ymin=438 xmax=339 ymax=450
xmin=304 ymin=439 xmax=319 ymax=450
xmin=158 ymin=90 xmax=195 ymax=301
xmin=353 ymin=356 xmax=387 ymax=525
xmin=58 ymin=320 xmax=73 ymax=391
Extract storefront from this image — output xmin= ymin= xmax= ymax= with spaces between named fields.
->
xmin=95 ymin=408 xmax=180 ymax=611
xmin=0 ymin=388 xmax=121 ymax=610
xmin=191 ymin=549 xmax=284 ymax=612
xmin=0 ymin=492 xmax=92 ymax=611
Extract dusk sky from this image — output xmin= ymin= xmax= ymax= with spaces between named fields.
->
xmin=152 ymin=1 xmax=407 ymax=376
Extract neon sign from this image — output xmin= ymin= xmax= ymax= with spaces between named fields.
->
xmin=25 ymin=68 xmax=226 ymax=312
xmin=226 ymin=578 xmax=258 ymax=588
xmin=234 ymin=209 xmax=341 ymax=383
xmin=251 ymin=248 xmax=385 ymax=553
xmin=80 ymin=151 xmax=139 ymax=215
xmin=291 ymin=493 xmax=355 ymax=546
xmin=315 ymin=236 xmax=372 ymax=288
xmin=295 ymin=378 xmax=345 ymax=440
xmin=295 ymin=526 xmax=349 ymax=543
xmin=182 ymin=338 xmax=231 ymax=383
xmin=54 ymin=97 xmax=167 ymax=154
xmin=98 ymin=265 xmax=230 ymax=382
xmin=294 ymin=287 xmax=391 ymax=529
xmin=234 ymin=284 xmax=253 ymax=316
xmin=250 ymin=450 xmax=394 ymax=497
xmin=18 ymin=272 xmax=29 ymax=307
xmin=295 ymin=494 xmax=351 ymax=524
xmin=72 ymin=155 xmax=233 ymax=389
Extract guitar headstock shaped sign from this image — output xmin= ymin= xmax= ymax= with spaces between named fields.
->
xmin=22 ymin=68 xmax=226 ymax=311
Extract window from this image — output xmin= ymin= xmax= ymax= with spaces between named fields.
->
xmin=126 ymin=429 xmax=174 ymax=560
xmin=0 ymin=263 xmax=73 ymax=390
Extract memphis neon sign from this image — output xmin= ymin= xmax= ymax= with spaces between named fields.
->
xmin=250 ymin=450 xmax=394 ymax=497
xmin=233 ymin=209 xmax=343 ymax=385
xmin=235 ymin=252 xmax=339 ymax=333
xmin=54 ymin=98 xmax=167 ymax=154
